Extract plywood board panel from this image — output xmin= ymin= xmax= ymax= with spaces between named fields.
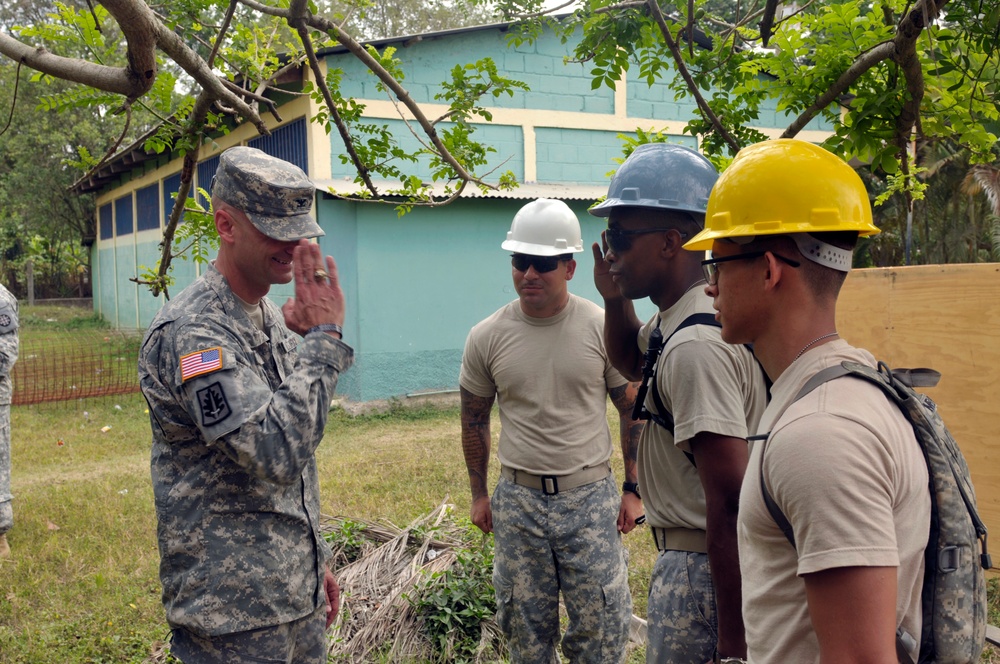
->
xmin=838 ymin=264 xmax=1000 ymax=561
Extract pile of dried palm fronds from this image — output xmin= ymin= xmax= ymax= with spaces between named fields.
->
xmin=323 ymin=499 xmax=506 ymax=663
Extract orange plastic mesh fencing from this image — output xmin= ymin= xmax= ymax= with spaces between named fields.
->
xmin=12 ymin=329 xmax=142 ymax=406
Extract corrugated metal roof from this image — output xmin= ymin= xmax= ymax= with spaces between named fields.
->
xmin=314 ymin=179 xmax=606 ymax=201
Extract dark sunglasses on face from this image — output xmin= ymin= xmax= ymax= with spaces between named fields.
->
xmin=701 ymin=250 xmax=801 ymax=286
xmin=605 ymin=226 xmax=688 ymax=253
xmin=511 ymin=253 xmax=564 ymax=273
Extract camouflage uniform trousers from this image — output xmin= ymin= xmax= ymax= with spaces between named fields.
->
xmin=492 ymin=474 xmax=632 ymax=664
xmin=645 ymin=550 xmax=717 ymax=664
xmin=0 ymin=405 xmax=12 ymax=535
xmin=169 ymin=604 xmax=327 ymax=664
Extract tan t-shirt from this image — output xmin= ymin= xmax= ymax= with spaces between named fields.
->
xmin=739 ymin=340 xmax=930 ymax=664
xmin=460 ymin=294 xmax=627 ymax=475
xmin=638 ymin=287 xmax=767 ymax=531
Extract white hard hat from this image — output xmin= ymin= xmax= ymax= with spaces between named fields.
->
xmin=501 ymin=198 xmax=584 ymax=256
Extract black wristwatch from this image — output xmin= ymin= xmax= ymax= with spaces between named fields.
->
xmin=622 ymin=482 xmax=640 ymax=499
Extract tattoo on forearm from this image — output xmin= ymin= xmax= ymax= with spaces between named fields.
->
xmin=610 ymin=382 xmax=642 ymax=483
xmin=608 ymin=384 xmax=632 ymax=413
xmin=623 ymin=420 xmax=642 ymax=481
xmin=461 ymin=388 xmax=495 ymax=499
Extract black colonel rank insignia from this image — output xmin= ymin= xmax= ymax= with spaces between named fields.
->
xmin=197 ymin=381 xmax=232 ymax=427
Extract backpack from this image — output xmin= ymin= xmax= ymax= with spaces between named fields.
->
xmin=758 ymin=360 xmax=990 ymax=664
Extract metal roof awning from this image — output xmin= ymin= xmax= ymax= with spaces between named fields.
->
xmin=314 ymin=179 xmax=606 ymax=202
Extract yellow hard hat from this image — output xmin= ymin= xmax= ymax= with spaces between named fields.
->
xmin=683 ymin=139 xmax=880 ymax=251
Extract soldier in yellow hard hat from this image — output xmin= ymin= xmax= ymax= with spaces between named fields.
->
xmin=684 ymin=139 xmax=930 ymax=664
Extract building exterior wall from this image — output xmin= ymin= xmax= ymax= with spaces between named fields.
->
xmin=87 ymin=21 xmax=830 ymax=400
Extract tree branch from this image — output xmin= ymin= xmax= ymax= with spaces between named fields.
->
xmin=893 ymin=0 xmax=949 ymax=146
xmin=99 ymin=0 xmax=159 ymax=101
xmin=781 ymin=41 xmax=895 ymax=138
xmin=646 ymin=0 xmax=740 ymax=153
xmin=151 ymin=92 xmax=216 ymax=299
xmin=0 ymin=31 xmax=145 ymax=97
xmin=287 ymin=0 xmax=378 ymax=196
xmin=150 ymin=12 xmax=269 ymax=135
xmin=244 ymin=0 xmax=485 ymax=188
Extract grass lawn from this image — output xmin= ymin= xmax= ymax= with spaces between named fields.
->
xmin=0 ymin=305 xmax=996 ymax=663
xmin=0 ymin=306 xmax=656 ymax=663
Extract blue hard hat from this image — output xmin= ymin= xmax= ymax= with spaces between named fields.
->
xmin=590 ymin=143 xmax=719 ymax=218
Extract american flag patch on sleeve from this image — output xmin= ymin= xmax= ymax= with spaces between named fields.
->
xmin=180 ymin=347 xmax=223 ymax=382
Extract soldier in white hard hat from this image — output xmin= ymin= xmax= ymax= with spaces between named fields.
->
xmin=591 ymin=143 xmax=768 ymax=664
xmin=139 ymin=146 xmax=352 ymax=663
xmin=460 ymin=198 xmax=641 ymax=663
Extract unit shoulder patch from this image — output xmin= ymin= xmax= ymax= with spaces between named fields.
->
xmin=0 ymin=302 xmax=18 ymax=334
xmin=196 ymin=381 xmax=232 ymax=427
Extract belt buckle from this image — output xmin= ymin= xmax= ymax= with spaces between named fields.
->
xmin=541 ymin=475 xmax=559 ymax=495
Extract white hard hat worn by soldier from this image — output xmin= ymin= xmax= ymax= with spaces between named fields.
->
xmin=502 ymin=197 xmax=585 ymax=256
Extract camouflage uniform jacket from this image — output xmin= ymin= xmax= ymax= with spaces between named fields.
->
xmin=0 ymin=284 xmax=18 ymax=405
xmin=0 ymin=283 xmax=17 ymax=514
xmin=138 ymin=264 xmax=354 ymax=637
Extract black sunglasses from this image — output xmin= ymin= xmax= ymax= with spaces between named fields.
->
xmin=701 ymin=251 xmax=801 ymax=285
xmin=511 ymin=253 xmax=566 ymax=274
xmin=605 ymin=226 xmax=688 ymax=253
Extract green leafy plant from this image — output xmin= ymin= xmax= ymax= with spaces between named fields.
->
xmin=324 ymin=518 xmax=369 ymax=565
xmin=410 ymin=532 xmax=499 ymax=663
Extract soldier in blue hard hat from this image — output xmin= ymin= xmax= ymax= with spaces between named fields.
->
xmin=591 ymin=143 xmax=768 ymax=664
xmin=139 ymin=146 xmax=352 ymax=663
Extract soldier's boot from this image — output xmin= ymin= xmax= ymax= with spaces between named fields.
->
xmin=0 ymin=534 xmax=9 ymax=559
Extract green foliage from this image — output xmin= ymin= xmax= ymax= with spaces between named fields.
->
xmin=170 ymin=187 xmax=219 ymax=264
xmin=514 ymin=0 xmax=1000 ymax=178
xmin=410 ymin=529 xmax=499 ymax=663
xmin=324 ymin=518 xmax=369 ymax=564
xmin=316 ymin=0 xmax=500 ymax=41
xmin=500 ymin=0 xmax=1000 ymax=265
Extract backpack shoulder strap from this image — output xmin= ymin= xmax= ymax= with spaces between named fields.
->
xmin=760 ymin=363 xmax=856 ymax=547
xmin=646 ymin=313 xmax=722 ymax=435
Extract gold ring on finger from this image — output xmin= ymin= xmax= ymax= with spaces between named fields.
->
xmin=313 ymin=269 xmax=329 ymax=281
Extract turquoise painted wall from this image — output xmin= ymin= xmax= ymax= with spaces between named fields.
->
xmin=332 ymin=27 xmax=609 ymax=112
xmin=97 ymin=246 xmax=117 ymax=326
xmin=313 ymin=197 xmax=654 ymax=402
xmin=328 ymin=120 xmax=524 ymax=183
xmin=626 ymin=67 xmax=834 ymax=132
xmin=136 ymin=231 xmax=166 ymax=326
xmin=534 ymin=130 xmax=697 ymax=183
xmin=114 ymin=242 xmax=138 ymax=329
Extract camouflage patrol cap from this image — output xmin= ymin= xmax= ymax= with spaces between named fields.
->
xmin=212 ymin=146 xmax=324 ymax=241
